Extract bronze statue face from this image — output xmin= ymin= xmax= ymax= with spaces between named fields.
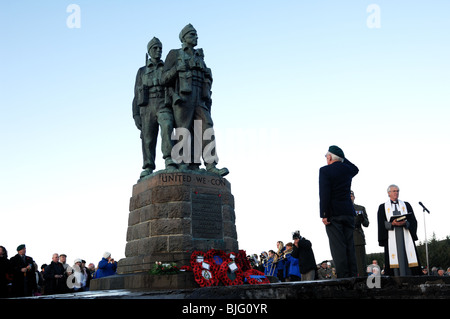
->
xmin=148 ymin=44 xmax=162 ymax=60
xmin=183 ymin=30 xmax=198 ymax=47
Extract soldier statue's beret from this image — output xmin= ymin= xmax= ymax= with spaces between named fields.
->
xmin=328 ymin=145 xmax=345 ymax=159
xmin=147 ymin=37 xmax=162 ymax=52
xmin=179 ymin=23 xmax=196 ymax=42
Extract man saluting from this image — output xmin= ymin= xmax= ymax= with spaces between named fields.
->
xmin=319 ymin=145 xmax=359 ymax=278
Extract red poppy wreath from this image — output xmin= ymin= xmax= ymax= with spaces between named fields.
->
xmin=205 ymin=249 xmax=229 ymax=273
xmin=192 ymin=262 xmax=219 ymax=287
xmin=243 ymin=269 xmax=270 ymax=285
xmin=218 ymin=260 xmax=244 ymax=286
xmin=190 ymin=250 xmax=207 ymax=269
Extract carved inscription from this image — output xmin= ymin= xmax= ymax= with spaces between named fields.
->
xmin=159 ymin=173 xmax=226 ymax=187
xmin=191 ymin=193 xmax=223 ymax=239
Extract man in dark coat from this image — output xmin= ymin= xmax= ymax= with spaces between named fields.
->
xmin=351 ymin=190 xmax=370 ymax=276
xmin=43 ymin=253 xmax=67 ymax=295
xmin=377 ymin=184 xmax=421 ymax=276
xmin=0 ymin=246 xmax=11 ymax=298
xmin=319 ymin=145 xmax=359 ymax=278
xmin=291 ymin=230 xmax=317 ymax=281
xmin=9 ymin=244 xmax=37 ymax=297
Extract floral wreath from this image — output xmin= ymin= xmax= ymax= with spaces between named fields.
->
xmin=205 ymin=249 xmax=229 ymax=273
xmin=190 ymin=250 xmax=207 ymax=269
xmin=243 ymin=269 xmax=270 ymax=285
xmin=218 ymin=260 xmax=244 ymax=286
xmin=227 ymin=251 xmax=237 ymax=261
xmin=179 ymin=265 xmax=192 ymax=272
xmin=192 ymin=262 xmax=219 ymax=287
xmin=236 ymin=250 xmax=251 ymax=272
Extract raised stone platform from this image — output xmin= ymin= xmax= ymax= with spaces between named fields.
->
xmin=92 ymin=170 xmax=238 ymax=291
xmin=89 ymin=271 xmax=197 ymax=291
xmin=15 ymin=276 xmax=450 ymax=299
xmin=8 ymin=278 xmax=447 ymax=317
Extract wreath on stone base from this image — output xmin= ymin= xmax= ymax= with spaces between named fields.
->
xmin=205 ymin=249 xmax=229 ymax=273
xmin=236 ymin=250 xmax=252 ymax=272
xmin=192 ymin=262 xmax=219 ymax=287
xmin=190 ymin=250 xmax=207 ymax=269
xmin=218 ymin=259 xmax=244 ymax=286
xmin=243 ymin=269 xmax=270 ymax=285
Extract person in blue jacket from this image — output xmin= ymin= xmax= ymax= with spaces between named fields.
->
xmin=274 ymin=241 xmax=286 ymax=282
xmin=95 ymin=252 xmax=117 ymax=279
xmin=263 ymin=250 xmax=277 ymax=277
xmin=283 ymin=243 xmax=301 ymax=281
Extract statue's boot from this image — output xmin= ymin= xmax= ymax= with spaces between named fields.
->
xmin=140 ymin=168 xmax=153 ymax=179
xmin=206 ymin=164 xmax=229 ymax=177
xmin=165 ymin=158 xmax=178 ymax=172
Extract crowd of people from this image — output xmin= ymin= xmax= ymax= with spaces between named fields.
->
xmin=1 ymin=145 xmax=448 ymax=298
xmin=247 ymin=240 xmax=450 ymax=283
xmin=1 ymin=240 xmax=449 ymax=299
xmin=0 ymin=245 xmax=117 ymax=298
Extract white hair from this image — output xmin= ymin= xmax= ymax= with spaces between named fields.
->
xmin=387 ymin=184 xmax=399 ymax=193
xmin=326 ymin=151 xmax=344 ymax=162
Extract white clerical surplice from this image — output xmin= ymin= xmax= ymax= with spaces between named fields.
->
xmin=384 ymin=200 xmax=418 ymax=270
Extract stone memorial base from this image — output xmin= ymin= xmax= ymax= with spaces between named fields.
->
xmin=91 ymin=169 xmax=238 ymax=291
xmin=89 ymin=271 xmax=197 ymax=291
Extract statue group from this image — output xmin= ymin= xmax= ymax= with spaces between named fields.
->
xmin=132 ymin=24 xmax=229 ymax=180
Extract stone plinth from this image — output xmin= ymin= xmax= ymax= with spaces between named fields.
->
xmin=116 ymin=170 xmax=238 ymax=275
xmin=89 ymin=271 xmax=197 ymax=291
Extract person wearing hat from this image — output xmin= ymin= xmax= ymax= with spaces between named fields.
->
xmin=132 ymin=36 xmax=178 ymax=179
xmin=161 ymin=24 xmax=228 ymax=177
xmin=71 ymin=258 xmax=87 ymax=291
xmin=9 ymin=244 xmax=37 ymax=297
xmin=319 ymin=145 xmax=359 ymax=278
xmin=95 ymin=252 xmax=117 ymax=279
xmin=351 ymin=190 xmax=370 ymax=277
xmin=291 ymin=230 xmax=317 ymax=281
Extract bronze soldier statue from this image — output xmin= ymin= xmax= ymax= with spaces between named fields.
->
xmin=161 ymin=24 xmax=228 ymax=177
xmin=132 ymin=37 xmax=177 ymax=179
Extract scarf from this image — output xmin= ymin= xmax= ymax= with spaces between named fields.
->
xmin=384 ymin=200 xmax=418 ymax=268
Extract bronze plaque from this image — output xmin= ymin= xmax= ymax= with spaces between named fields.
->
xmin=191 ymin=193 xmax=223 ymax=239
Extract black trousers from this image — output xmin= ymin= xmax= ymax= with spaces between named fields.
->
xmin=325 ymin=215 xmax=358 ymax=278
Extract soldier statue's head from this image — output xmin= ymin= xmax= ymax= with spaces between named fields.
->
xmin=179 ymin=24 xmax=198 ymax=47
xmin=147 ymin=37 xmax=162 ymax=61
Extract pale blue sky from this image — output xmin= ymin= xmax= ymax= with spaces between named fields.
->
xmin=1 ymin=1 xmax=449 ymax=268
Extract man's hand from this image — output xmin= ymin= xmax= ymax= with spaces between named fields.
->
xmin=392 ymin=219 xmax=406 ymax=227
xmin=322 ymin=218 xmax=331 ymax=226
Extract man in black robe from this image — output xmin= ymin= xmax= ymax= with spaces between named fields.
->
xmin=377 ymin=184 xmax=421 ymax=276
